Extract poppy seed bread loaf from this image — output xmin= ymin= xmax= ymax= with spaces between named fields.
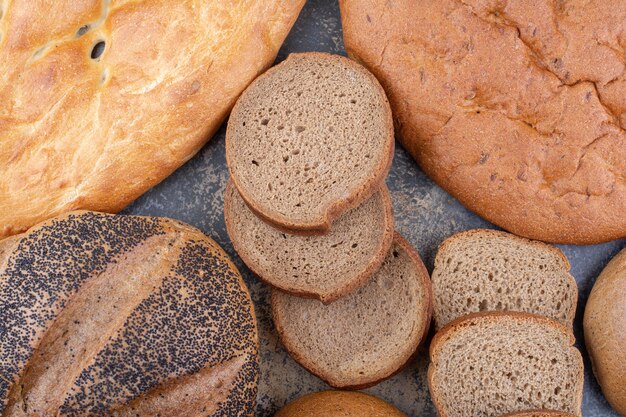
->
xmin=272 ymin=234 xmax=432 ymax=389
xmin=432 ymin=229 xmax=577 ymax=329
xmin=224 ymin=180 xmax=394 ymax=303
xmin=0 ymin=211 xmax=258 ymax=416
xmin=226 ymin=52 xmax=394 ymax=233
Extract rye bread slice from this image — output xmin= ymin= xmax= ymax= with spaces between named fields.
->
xmin=224 ymin=179 xmax=394 ymax=303
xmin=271 ymin=234 xmax=432 ymax=389
xmin=432 ymin=229 xmax=577 ymax=330
xmin=500 ymin=411 xmax=578 ymax=417
xmin=226 ymin=52 xmax=394 ymax=233
xmin=428 ymin=312 xmax=584 ymax=417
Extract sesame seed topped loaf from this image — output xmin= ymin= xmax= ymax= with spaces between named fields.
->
xmin=428 ymin=312 xmax=584 ymax=417
xmin=0 ymin=211 xmax=258 ymax=417
xmin=271 ymin=234 xmax=432 ymax=389
xmin=432 ymin=229 xmax=577 ymax=330
xmin=0 ymin=0 xmax=304 ymax=239
xmin=275 ymin=391 xmax=408 ymax=417
xmin=224 ymin=179 xmax=394 ymax=303
xmin=340 ymin=0 xmax=626 ymax=244
xmin=226 ymin=52 xmax=394 ymax=233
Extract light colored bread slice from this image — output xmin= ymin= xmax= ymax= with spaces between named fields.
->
xmin=224 ymin=179 xmax=393 ymax=303
xmin=584 ymin=247 xmax=626 ymax=416
xmin=271 ymin=234 xmax=432 ymax=389
xmin=428 ymin=312 xmax=584 ymax=417
xmin=500 ymin=411 xmax=578 ymax=417
xmin=226 ymin=52 xmax=394 ymax=233
xmin=275 ymin=391 xmax=408 ymax=417
xmin=432 ymin=229 xmax=577 ymax=330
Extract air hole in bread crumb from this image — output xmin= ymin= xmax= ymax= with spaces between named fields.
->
xmin=261 ymin=119 xmax=269 ymax=126
xmin=251 ymin=160 xmax=259 ymax=166
xmin=91 ymin=40 xmax=106 ymax=59
xmin=77 ymin=25 xmax=90 ymax=37
xmin=478 ymin=300 xmax=488 ymax=311
xmin=295 ymin=126 xmax=305 ymax=133
xmin=292 ymin=149 xmax=300 ymax=155
xmin=283 ymin=156 xmax=289 ymax=162
xmin=351 ymin=243 xmax=358 ymax=248
xmin=277 ymin=125 xmax=284 ymax=130
xmin=392 ymin=250 xmax=399 ymax=257
xmin=350 ymin=99 xmax=357 ymax=104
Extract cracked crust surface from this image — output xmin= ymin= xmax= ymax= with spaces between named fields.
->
xmin=340 ymin=0 xmax=626 ymax=244
xmin=0 ymin=0 xmax=304 ymax=239
xmin=0 ymin=211 xmax=258 ymax=416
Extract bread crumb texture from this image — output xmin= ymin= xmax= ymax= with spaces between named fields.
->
xmin=0 ymin=211 xmax=258 ymax=416
xmin=340 ymin=0 xmax=626 ymax=244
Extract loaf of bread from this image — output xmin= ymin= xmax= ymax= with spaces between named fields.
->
xmin=275 ymin=391 xmax=408 ymax=417
xmin=272 ymin=234 xmax=432 ymax=389
xmin=432 ymin=229 xmax=577 ymax=329
xmin=584 ymin=247 xmax=626 ymax=416
xmin=428 ymin=312 xmax=584 ymax=417
xmin=0 ymin=211 xmax=258 ymax=416
xmin=224 ymin=179 xmax=394 ymax=303
xmin=340 ymin=0 xmax=626 ymax=244
xmin=226 ymin=52 xmax=394 ymax=233
xmin=0 ymin=1 xmax=304 ymax=239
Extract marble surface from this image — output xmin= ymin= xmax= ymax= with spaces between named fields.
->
xmin=125 ymin=1 xmax=625 ymax=415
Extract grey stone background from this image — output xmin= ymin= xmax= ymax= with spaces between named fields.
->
xmin=126 ymin=1 xmax=625 ymax=415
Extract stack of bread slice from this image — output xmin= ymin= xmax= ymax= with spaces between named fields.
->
xmin=224 ymin=52 xmax=432 ymax=389
xmin=428 ymin=229 xmax=584 ymax=417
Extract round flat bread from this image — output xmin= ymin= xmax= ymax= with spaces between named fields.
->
xmin=0 ymin=0 xmax=304 ymax=239
xmin=340 ymin=0 xmax=626 ymax=244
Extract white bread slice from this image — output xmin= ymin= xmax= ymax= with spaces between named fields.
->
xmin=432 ymin=229 xmax=577 ymax=329
xmin=226 ymin=52 xmax=394 ymax=233
xmin=271 ymin=234 xmax=431 ymax=388
xmin=224 ymin=180 xmax=393 ymax=303
xmin=428 ymin=312 xmax=584 ymax=417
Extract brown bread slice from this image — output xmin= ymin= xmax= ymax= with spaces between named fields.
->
xmin=432 ymin=229 xmax=577 ymax=329
xmin=226 ymin=52 xmax=394 ymax=233
xmin=428 ymin=312 xmax=584 ymax=417
xmin=224 ymin=179 xmax=394 ymax=303
xmin=275 ymin=391 xmax=408 ymax=417
xmin=0 ymin=211 xmax=258 ymax=416
xmin=583 ymin=247 xmax=626 ymax=416
xmin=500 ymin=411 xmax=578 ymax=417
xmin=271 ymin=234 xmax=432 ymax=389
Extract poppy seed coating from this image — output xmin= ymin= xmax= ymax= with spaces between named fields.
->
xmin=0 ymin=211 xmax=258 ymax=417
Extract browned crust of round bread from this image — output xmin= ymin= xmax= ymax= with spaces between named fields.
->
xmin=0 ymin=1 xmax=305 ymax=240
xmin=271 ymin=232 xmax=432 ymax=390
xmin=500 ymin=411 xmax=578 ymax=417
xmin=224 ymin=179 xmax=395 ymax=304
xmin=226 ymin=52 xmax=395 ymax=234
xmin=434 ymin=228 xmax=578 ymax=326
xmin=275 ymin=390 xmax=408 ymax=417
xmin=427 ymin=311 xmax=583 ymax=417
xmin=339 ymin=0 xmax=626 ymax=244
xmin=583 ymin=247 xmax=626 ymax=416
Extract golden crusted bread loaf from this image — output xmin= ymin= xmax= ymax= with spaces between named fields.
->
xmin=275 ymin=391 xmax=408 ymax=417
xmin=0 ymin=0 xmax=304 ymax=239
xmin=0 ymin=211 xmax=258 ymax=416
xmin=340 ymin=0 xmax=626 ymax=244
xmin=584 ymin=247 xmax=626 ymax=416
